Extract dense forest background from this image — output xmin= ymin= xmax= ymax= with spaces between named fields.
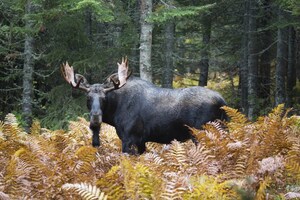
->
xmin=0 ymin=0 xmax=300 ymax=130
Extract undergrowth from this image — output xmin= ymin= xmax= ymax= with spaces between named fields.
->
xmin=0 ymin=104 xmax=299 ymax=199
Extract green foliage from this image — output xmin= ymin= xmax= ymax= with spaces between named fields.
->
xmin=71 ymin=0 xmax=114 ymax=22
xmin=150 ymin=3 xmax=216 ymax=23
xmin=0 ymin=106 xmax=300 ymax=199
xmin=40 ymin=85 xmax=88 ymax=129
xmin=277 ymin=0 xmax=300 ymax=16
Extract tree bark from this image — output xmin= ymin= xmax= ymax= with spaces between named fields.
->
xmin=130 ymin=0 xmax=141 ymax=72
xmin=139 ymin=0 xmax=153 ymax=82
xmin=258 ymin=0 xmax=271 ymax=106
xmin=297 ymin=31 xmax=300 ymax=82
xmin=275 ymin=8 xmax=287 ymax=106
xmin=22 ymin=0 xmax=35 ymax=132
xmin=199 ymin=16 xmax=211 ymax=87
xmin=162 ymin=21 xmax=175 ymax=88
xmin=286 ymin=26 xmax=296 ymax=107
xmin=247 ymin=0 xmax=258 ymax=119
xmin=85 ymin=7 xmax=92 ymax=41
xmin=240 ymin=0 xmax=249 ymax=115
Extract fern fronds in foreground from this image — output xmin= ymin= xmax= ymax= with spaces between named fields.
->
xmin=62 ymin=182 xmax=107 ymax=200
xmin=0 ymin=105 xmax=299 ymax=199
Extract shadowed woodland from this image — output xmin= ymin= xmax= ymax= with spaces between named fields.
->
xmin=0 ymin=0 xmax=300 ymax=129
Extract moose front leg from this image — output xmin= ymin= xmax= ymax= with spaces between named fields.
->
xmin=90 ymin=124 xmax=100 ymax=147
xmin=121 ymin=138 xmax=146 ymax=155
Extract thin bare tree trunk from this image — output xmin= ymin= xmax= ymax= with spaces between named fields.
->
xmin=258 ymin=0 xmax=271 ymax=107
xmin=162 ymin=21 xmax=175 ymax=88
xmin=139 ymin=0 xmax=153 ymax=82
xmin=247 ymin=0 xmax=258 ymax=119
xmin=297 ymin=31 xmax=300 ymax=82
xmin=130 ymin=1 xmax=141 ymax=71
xmin=275 ymin=8 xmax=287 ymax=106
xmin=287 ymin=26 xmax=296 ymax=107
xmin=199 ymin=16 xmax=211 ymax=87
xmin=22 ymin=0 xmax=35 ymax=132
xmin=240 ymin=0 xmax=249 ymax=115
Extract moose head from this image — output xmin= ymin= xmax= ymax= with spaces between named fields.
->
xmin=61 ymin=57 xmax=130 ymax=147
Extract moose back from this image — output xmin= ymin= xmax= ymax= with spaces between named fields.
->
xmin=61 ymin=58 xmax=227 ymax=154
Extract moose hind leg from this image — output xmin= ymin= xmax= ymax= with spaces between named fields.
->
xmin=137 ymin=142 xmax=146 ymax=154
xmin=121 ymin=140 xmax=137 ymax=155
xmin=90 ymin=124 xmax=100 ymax=147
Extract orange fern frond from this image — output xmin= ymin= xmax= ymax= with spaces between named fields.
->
xmin=30 ymin=120 xmax=41 ymax=135
xmin=222 ymin=106 xmax=248 ymax=125
xmin=188 ymin=144 xmax=214 ymax=167
xmin=73 ymin=146 xmax=97 ymax=174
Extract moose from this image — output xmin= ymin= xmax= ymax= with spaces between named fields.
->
xmin=61 ymin=58 xmax=227 ymax=154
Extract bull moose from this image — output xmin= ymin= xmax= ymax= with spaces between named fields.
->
xmin=61 ymin=58 xmax=227 ymax=154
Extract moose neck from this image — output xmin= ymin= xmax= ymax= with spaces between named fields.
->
xmin=102 ymin=91 xmax=119 ymax=126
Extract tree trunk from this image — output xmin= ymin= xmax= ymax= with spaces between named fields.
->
xmin=130 ymin=0 xmax=141 ymax=72
xmin=22 ymin=0 xmax=35 ymax=132
xmin=297 ymin=31 xmax=300 ymax=82
xmin=162 ymin=21 xmax=175 ymax=88
xmin=240 ymin=0 xmax=249 ymax=115
xmin=139 ymin=0 xmax=153 ymax=82
xmin=247 ymin=0 xmax=258 ymax=119
xmin=275 ymin=9 xmax=287 ymax=106
xmin=258 ymin=0 xmax=271 ymax=106
xmin=85 ymin=7 xmax=92 ymax=41
xmin=199 ymin=16 xmax=211 ymax=87
xmin=286 ymin=26 xmax=296 ymax=107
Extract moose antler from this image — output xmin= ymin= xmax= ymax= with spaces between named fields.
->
xmin=104 ymin=57 xmax=131 ymax=93
xmin=61 ymin=62 xmax=90 ymax=92
xmin=117 ymin=57 xmax=130 ymax=88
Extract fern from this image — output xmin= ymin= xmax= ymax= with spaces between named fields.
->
xmin=0 ymin=121 xmax=4 ymax=139
xmin=184 ymin=175 xmax=238 ymax=200
xmin=96 ymin=166 xmax=125 ymax=200
xmin=143 ymin=152 xmax=165 ymax=165
xmin=134 ymin=163 xmax=163 ymax=199
xmin=166 ymin=140 xmax=187 ymax=168
xmin=146 ymin=142 xmax=164 ymax=153
xmin=255 ymin=176 xmax=271 ymax=200
xmin=187 ymin=144 xmax=214 ymax=173
xmin=0 ymin=107 xmax=300 ymax=199
xmin=222 ymin=106 xmax=248 ymax=125
xmin=4 ymin=113 xmax=18 ymax=127
xmin=73 ymin=146 xmax=97 ymax=174
xmin=161 ymin=175 xmax=187 ymax=200
xmin=286 ymin=159 xmax=300 ymax=182
xmin=0 ymin=191 xmax=10 ymax=200
xmin=62 ymin=182 xmax=108 ymax=200
xmin=285 ymin=192 xmax=300 ymax=199
xmin=30 ymin=120 xmax=41 ymax=135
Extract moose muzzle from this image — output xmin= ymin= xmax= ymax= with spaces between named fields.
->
xmin=90 ymin=112 xmax=102 ymax=126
